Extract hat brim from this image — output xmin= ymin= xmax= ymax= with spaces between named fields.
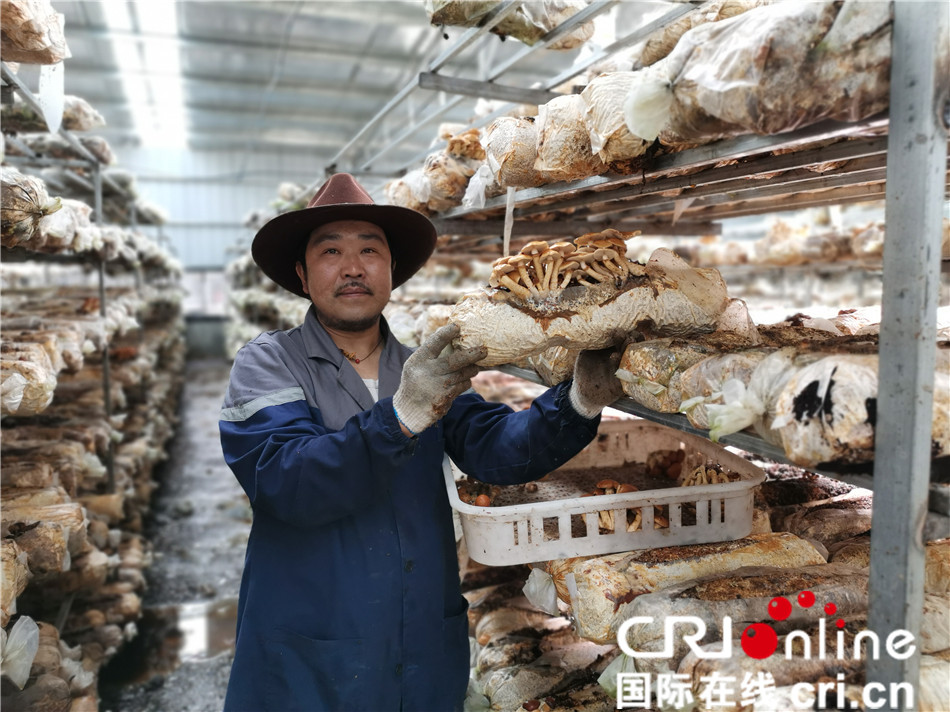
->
xmin=251 ymin=203 xmax=438 ymax=298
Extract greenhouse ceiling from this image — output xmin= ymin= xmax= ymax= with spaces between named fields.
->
xmin=53 ymin=0 xmax=652 ymax=178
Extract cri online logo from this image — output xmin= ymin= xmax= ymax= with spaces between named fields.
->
xmin=740 ymin=589 xmax=843 ymax=659
xmin=617 ymin=589 xmax=916 ymax=662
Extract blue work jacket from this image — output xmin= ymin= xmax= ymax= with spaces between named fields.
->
xmin=219 ymin=307 xmax=599 ymax=711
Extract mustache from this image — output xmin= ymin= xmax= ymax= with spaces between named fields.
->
xmin=335 ymin=281 xmax=373 ymax=296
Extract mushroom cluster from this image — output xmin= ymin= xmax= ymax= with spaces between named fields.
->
xmin=582 ymin=478 xmax=670 ymax=533
xmin=680 ymin=463 xmax=739 ymax=486
xmin=487 ymin=229 xmax=642 ymax=304
xmin=450 ymin=245 xmax=731 ymax=367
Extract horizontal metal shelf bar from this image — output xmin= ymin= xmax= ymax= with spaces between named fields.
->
xmin=494 ymin=364 xmax=790 ymax=462
xmin=0 ymin=246 xmax=102 ymax=265
xmin=432 ymin=218 xmax=720 ymax=238
xmin=442 ymin=116 xmax=891 ymax=220
xmin=714 ymin=260 xmax=885 ymax=277
xmin=519 ymin=137 xmax=890 ymax=218
xmin=589 ymin=161 xmax=890 ymax=219
xmin=418 ymin=72 xmax=562 ymax=105
xmin=2 ymin=154 xmax=93 ymax=170
xmin=633 ymin=177 xmax=943 ymax=223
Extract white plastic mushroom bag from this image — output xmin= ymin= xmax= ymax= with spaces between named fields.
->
xmin=0 ymin=616 xmax=40 ymax=689
xmin=522 ymin=567 xmax=560 ymax=616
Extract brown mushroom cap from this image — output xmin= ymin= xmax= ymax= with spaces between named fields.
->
xmin=493 ymin=260 xmax=516 ymax=275
xmin=508 ymin=254 xmax=533 ymax=267
xmin=616 ymin=483 xmax=639 ymax=494
xmin=521 ymin=240 xmax=550 ymax=256
xmin=603 ymin=228 xmax=640 ymax=243
xmin=596 ymin=478 xmax=620 ymax=490
xmin=568 ymin=251 xmax=599 ymax=264
xmin=550 ymin=242 xmax=576 ymax=256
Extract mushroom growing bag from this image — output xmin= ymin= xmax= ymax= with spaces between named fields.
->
xmin=624 ymin=563 xmax=868 ymax=677
xmin=450 ymin=231 xmax=731 ymax=367
xmin=0 ymin=94 xmax=106 ymax=133
xmin=1 ymin=167 xmax=61 ymax=249
xmin=580 ymin=72 xmax=651 ymax=164
xmin=484 ymin=116 xmax=545 ymax=189
xmin=534 ymin=94 xmax=607 ymax=183
xmin=623 ymin=0 xmax=897 ymax=146
xmin=0 ymin=0 xmax=70 ymax=64
xmin=425 ymin=0 xmax=594 ymax=50
xmin=704 ymin=345 xmax=950 ymax=466
xmin=553 ymin=534 xmax=826 ymax=645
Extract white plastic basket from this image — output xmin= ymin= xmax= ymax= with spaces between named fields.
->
xmin=445 ymin=420 xmax=765 ymax=566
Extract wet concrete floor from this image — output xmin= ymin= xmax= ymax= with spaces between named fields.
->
xmin=100 ymin=358 xmax=246 ymax=712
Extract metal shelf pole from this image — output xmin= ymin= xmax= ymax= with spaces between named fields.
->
xmin=866 ymin=0 xmax=948 ymax=698
xmin=90 ymin=162 xmax=117 ymax=495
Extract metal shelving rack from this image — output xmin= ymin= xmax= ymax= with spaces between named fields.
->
xmin=1 ymin=62 xmax=157 ymax=495
xmin=327 ymin=2 xmax=950 ymax=698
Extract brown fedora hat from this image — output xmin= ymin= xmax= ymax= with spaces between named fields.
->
xmin=251 ymin=173 xmax=437 ymax=298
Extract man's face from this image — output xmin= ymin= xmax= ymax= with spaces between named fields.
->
xmin=295 ymin=219 xmax=392 ymax=332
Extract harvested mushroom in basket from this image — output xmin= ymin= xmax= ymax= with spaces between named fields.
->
xmin=583 ymin=479 xmax=670 ymax=533
xmin=456 ymin=477 xmax=500 ymax=506
xmin=645 ymin=448 xmax=686 ymax=480
xmin=680 ymin=463 xmax=740 ymax=486
xmin=449 ymin=229 xmax=732 ymax=367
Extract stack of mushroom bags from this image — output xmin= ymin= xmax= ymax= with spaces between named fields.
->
xmin=446 ymin=227 xmax=950 ymax=711
xmin=452 ymin=223 xmax=950 ymax=467
xmin=384 ymin=126 xmax=501 ymax=216
xmin=479 ymin=0 xmax=895 ymax=193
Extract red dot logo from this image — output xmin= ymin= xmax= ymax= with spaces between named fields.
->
xmin=836 ymin=619 xmax=846 ymax=629
xmin=768 ymin=596 xmax=792 ymax=621
xmin=824 ymin=602 xmax=837 ymax=616
xmin=741 ymin=623 xmax=779 ymax=659
xmin=798 ymin=590 xmax=816 ymax=608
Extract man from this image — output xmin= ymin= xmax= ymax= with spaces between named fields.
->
xmin=219 ymin=173 xmax=622 ymax=711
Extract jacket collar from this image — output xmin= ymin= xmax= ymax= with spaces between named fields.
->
xmin=301 ymin=305 xmax=410 ymax=405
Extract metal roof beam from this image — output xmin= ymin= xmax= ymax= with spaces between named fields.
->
xmin=216 ymin=1 xmax=428 ymax=27
xmin=417 ymin=72 xmax=561 ymax=105
xmin=430 ymin=218 xmax=721 ymax=237
xmin=62 ymin=63 xmax=397 ymax=98
xmin=64 ymin=26 xmax=430 ymax=67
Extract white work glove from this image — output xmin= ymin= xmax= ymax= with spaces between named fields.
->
xmin=569 ymin=345 xmax=625 ymax=419
xmin=393 ymin=324 xmax=487 ymax=436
